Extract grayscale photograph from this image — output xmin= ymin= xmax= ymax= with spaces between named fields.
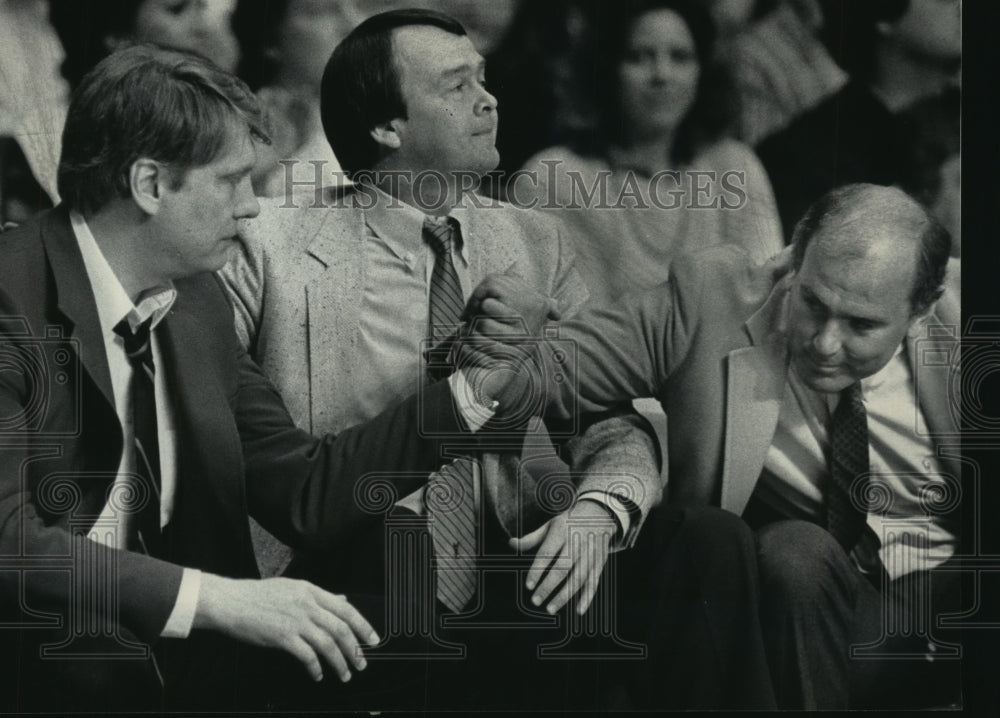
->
xmin=0 ymin=0 xmax=992 ymax=713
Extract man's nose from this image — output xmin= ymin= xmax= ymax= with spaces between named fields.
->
xmin=812 ymin=321 xmax=842 ymax=358
xmin=476 ymin=84 xmax=498 ymax=115
xmin=235 ymin=178 xmax=260 ymax=220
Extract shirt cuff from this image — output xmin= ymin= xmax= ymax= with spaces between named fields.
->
xmin=160 ymin=568 xmax=201 ymax=638
xmin=576 ymin=490 xmax=632 ymax=548
xmin=449 ymin=370 xmax=497 ymax=433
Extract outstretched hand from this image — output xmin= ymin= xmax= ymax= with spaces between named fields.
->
xmin=195 ymin=574 xmax=380 ymax=683
xmin=456 ymin=270 xmax=562 ymax=413
xmin=462 ymin=270 xmax=562 ymax=342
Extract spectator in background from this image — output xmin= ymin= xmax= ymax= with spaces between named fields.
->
xmin=895 ymin=86 xmax=961 ymax=322
xmin=0 ymin=0 xmax=68 ymax=223
xmin=517 ymin=0 xmax=782 ymax=468
xmin=720 ymin=0 xmax=848 ymax=144
xmin=232 ymin=0 xmax=372 ymax=197
xmin=518 ymin=0 xmax=782 ymax=307
xmin=50 ymin=0 xmax=240 ymax=89
xmin=706 ymin=0 xmax=762 ymax=39
xmin=4 ymin=0 xmax=242 ymax=223
xmin=758 ymin=0 xmax=961 ymax=241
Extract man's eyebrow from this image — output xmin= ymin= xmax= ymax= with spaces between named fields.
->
xmin=439 ymin=58 xmax=486 ymax=79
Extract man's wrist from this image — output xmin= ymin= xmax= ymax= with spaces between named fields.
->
xmin=574 ymin=495 xmax=628 ymax=544
xmin=449 ymin=370 xmax=497 ymax=432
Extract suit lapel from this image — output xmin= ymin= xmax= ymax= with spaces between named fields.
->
xmin=305 ymin=206 xmax=366 ymax=433
xmin=461 ymin=208 xmax=518 ymax=287
xmin=906 ymin=313 xmax=961 ymax=480
xmin=157 ymin=301 xmax=246 ymax=537
xmin=40 ymin=207 xmax=116 ymax=411
xmin=721 ymin=282 xmax=790 ymax=514
xmin=907 ymin=313 xmax=959 ymax=437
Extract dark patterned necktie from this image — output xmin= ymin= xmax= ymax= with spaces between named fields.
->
xmin=422 ymin=215 xmax=477 ymax=612
xmin=113 ymin=318 xmax=162 ymax=556
xmin=826 ymin=382 xmax=870 ymax=550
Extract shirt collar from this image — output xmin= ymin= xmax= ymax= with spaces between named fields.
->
xmin=361 ymin=183 xmax=470 ymax=269
xmin=69 ymin=210 xmax=177 ymax=337
xmin=859 ymin=343 xmax=905 ymax=397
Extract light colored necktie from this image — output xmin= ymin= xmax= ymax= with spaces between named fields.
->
xmin=425 ymin=461 xmax=478 ymax=613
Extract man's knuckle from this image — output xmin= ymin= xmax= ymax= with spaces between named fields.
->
xmin=330 ymin=623 xmax=354 ymax=642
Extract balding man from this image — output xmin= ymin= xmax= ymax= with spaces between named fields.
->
xmin=478 ymin=183 xmax=961 ymax=709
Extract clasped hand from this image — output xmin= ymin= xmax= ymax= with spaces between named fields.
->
xmin=458 ymin=274 xmax=617 ymax=615
xmin=457 ymin=271 xmax=561 ymax=413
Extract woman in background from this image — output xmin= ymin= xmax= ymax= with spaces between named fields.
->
xmin=519 ymin=0 xmax=782 ymax=305
xmin=51 ymin=0 xmax=238 ymax=88
xmin=232 ymin=0 xmax=374 ymax=196
xmin=12 ymin=0 xmax=241 ymax=217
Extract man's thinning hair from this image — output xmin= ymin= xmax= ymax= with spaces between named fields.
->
xmin=320 ymin=9 xmax=467 ymax=179
xmin=790 ymin=183 xmax=951 ymax=316
xmin=57 ymin=44 xmax=270 ymax=215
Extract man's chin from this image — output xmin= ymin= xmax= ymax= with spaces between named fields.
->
xmin=476 ymin=150 xmax=500 ymax=176
xmin=210 ymin=237 xmax=241 ymax=269
xmin=803 ymin=375 xmax=853 ymax=394
xmin=794 ymin=359 xmax=852 ymax=394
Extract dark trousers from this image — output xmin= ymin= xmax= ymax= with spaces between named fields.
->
xmin=0 ymin=598 xmax=280 ymax=712
xmin=276 ymin=503 xmax=776 ymax=711
xmin=755 ymin=519 xmax=963 ymax=709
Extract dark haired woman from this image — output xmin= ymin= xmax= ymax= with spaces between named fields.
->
xmin=519 ymin=0 xmax=782 ymax=306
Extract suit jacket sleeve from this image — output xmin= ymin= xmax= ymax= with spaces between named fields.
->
xmin=540 ymin=213 xmax=663 ymax=543
xmin=230 ymin=327 xmax=473 ymax=553
xmin=542 ymin=249 xmax=736 ymax=423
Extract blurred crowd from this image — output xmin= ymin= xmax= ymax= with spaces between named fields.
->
xmin=1 ymin=0 xmax=961 ymax=292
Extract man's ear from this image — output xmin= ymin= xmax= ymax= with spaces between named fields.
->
xmin=130 ymin=158 xmax=166 ymax=216
xmin=370 ymin=119 xmax=403 ymax=150
xmin=911 ymin=287 xmax=945 ymax=324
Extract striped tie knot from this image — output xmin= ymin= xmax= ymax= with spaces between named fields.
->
xmin=423 ymin=215 xmax=465 ymax=352
xmin=423 ymin=215 xmax=458 ymax=257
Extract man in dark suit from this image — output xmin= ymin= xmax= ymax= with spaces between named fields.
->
xmin=0 ymin=44 xmax=523 ymax=712
xmin=485 ymin=183 xmax=962 ymax=708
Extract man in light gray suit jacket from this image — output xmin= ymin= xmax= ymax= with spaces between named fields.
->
xmin=221 ymin=8 xmax=776 ymax=711
xmin=496 ymin=183 xmax=962 ymax=710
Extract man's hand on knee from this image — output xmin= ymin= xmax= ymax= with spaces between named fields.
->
xmin=194 ymin=574 xmax=380 ymax=683
xmin=509 ymin=500 xmax=617 ymax=615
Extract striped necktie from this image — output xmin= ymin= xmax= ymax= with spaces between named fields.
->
xmin=113 ymin=318 xmax=162 ymax=556
xmin=423 ymin=215 xmax=477 ymax=612
xmin=424 ymin=215 xmax=465 ymax=348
